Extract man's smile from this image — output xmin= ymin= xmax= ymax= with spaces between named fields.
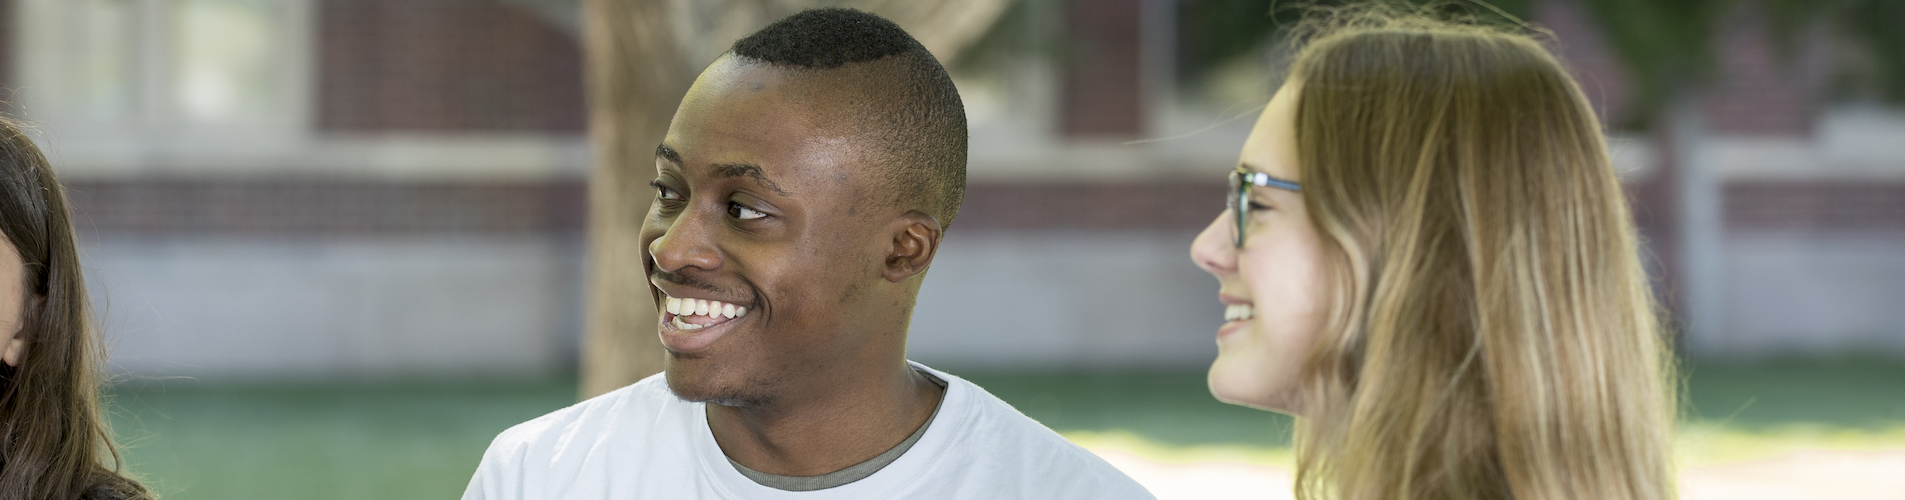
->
xmin=664 ymin=295 xmax=750 ymax=330
xmin=655 ymin=289 xmax=755 ymax=354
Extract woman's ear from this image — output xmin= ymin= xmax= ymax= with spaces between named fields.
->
xmin=882 ymin=211 xmax=943 ymax=283
xmin=4 ymin=296 xmax=38 ymax=367
xmin=2 ymin=332 xmax=21 ymax=367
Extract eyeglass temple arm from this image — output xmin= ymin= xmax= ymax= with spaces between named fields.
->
xmin=1240 ymin=171 xmax=1301 ymax=192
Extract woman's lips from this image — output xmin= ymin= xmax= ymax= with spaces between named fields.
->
xmin=1224 ymin=303 xmax=1256 ymax=322
xmin=1216 ymin=302 xmax=1255 ymax=340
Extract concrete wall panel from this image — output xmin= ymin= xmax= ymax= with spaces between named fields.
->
xmin=87 ymin=237 xmax=583 ymax=378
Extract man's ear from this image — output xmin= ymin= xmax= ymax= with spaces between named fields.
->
xmin=883 ymin=211 xmax=943 ymax=283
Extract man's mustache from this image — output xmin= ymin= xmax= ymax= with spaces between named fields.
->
xmin=649 ymin=269 xmax=750 ymax=301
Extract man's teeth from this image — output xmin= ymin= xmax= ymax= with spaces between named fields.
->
xmin=1224 ymin=304 xmax=1255 ymax=322
xmin=664 ymin=296 xmax=749 ymax=331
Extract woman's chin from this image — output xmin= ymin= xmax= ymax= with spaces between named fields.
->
xmin=1207 ymin=358 xmax=1301 ymax=415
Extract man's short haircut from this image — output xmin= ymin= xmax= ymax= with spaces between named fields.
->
xmin=730 ymin=8 xmax=967 ymax=228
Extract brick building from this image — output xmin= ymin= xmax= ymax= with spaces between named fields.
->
xmin=1 ymin=0 xmax=1899 ymax=378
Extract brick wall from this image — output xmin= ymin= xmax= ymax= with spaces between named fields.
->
xmin=27 ymin=0 xmax=1903 ymax=241
xmin=317 ymin=0 xmax=585 ymax=132
xmin=955 ymin=181 xmax=1905 ymax=234
xmin=1726 ymin=182 xmax=1905 ymax=233
xmin=53 ymin=179 xmax=1903 ymax=239
xmin=1538 ymin=0 xmax=1636 ymax=126
xmin=0 ymin=0 xmax=12 ymax=97
xmin=1538 ymin=0 xmax=1831 ymax=136
xmin=1701 ymin=2 xmax=1831 ymax=137
xmin=65 ymin=180 xmax=585 ymax=238
xmin=1061 ymin=0 xmax=1145 ymax=138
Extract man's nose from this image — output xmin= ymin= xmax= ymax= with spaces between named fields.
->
xmin=649 ymin=209 xmax=723 ymax=273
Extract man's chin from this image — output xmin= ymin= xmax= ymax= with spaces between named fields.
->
xmin=663 ymin=360 xmax=774 ymax=407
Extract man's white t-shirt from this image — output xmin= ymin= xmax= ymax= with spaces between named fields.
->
xmin=462 ymin=362 xmax=1154 ymax=499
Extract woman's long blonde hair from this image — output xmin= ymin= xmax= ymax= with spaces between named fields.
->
xmin=1281 ymin=6 xmax=1675 ymax=499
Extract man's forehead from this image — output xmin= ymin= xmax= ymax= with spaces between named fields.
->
xmin=657 ymin=133 xmax=866 ymax=196
xmin=665 ymin=66 xmax=877 ymax=184
xmin=672 ymin=66 xmax=866 ymax=144
xmin=688 ymin=55 xmax=902 ymax=119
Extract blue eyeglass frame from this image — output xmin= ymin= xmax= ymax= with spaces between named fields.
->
xmin=1228 ymin=168 xmax=1301 ymax=248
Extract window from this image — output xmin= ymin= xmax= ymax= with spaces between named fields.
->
xmin=15 ymin=0 xmax=309 ymax=135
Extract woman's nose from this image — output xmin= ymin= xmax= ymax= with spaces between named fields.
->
xmin=1191 ymin=209 xmax=1238 ymax=276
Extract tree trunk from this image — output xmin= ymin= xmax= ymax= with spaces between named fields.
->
xmin=578 ymin=0 xmax=688 ymax=399
xmin=577 ymin=0 xmax=1012 ymax=399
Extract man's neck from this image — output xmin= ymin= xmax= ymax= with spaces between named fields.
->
xmin=706 ymin=362 xmax=945 ymax=477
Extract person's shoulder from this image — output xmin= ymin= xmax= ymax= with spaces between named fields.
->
xmin=478 ymin=373 xmax=676 ymax=471
xmin=929 ymin=367 xmax=1092 ymax=456
xmin=465 ymin=374 xmax=709 ymax=499
xmin=917 ymin=365 xmax=1156 ymax=499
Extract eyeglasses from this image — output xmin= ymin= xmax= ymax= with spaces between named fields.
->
xmin=1228 ymin=168 xmax=1302 ymax=248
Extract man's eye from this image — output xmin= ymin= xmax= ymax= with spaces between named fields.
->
xmin=1247 ymin=201 xmax=1272 ymax=212
xmin=653 ymin=182 xmax=685 ymax=201
xmin=729 ymin=203 xmax=766 ymax=220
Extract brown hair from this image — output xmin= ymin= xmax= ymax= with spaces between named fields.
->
xmin=0 ymin=117 xmax=149 ymax=499
xmin=1282 ymin=5 xmax=1675 ymax=499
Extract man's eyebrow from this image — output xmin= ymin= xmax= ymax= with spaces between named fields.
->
xmin=712 ymin=163 xmax=790 ymax=196
xmin=656 ymin=144 xmax=681 ymax=164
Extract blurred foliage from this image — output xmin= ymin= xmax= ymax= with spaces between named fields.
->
xmin=1173 ymin=0 xmax=1292 ymax=84
xmin=1556 ymin=0 xmax=1905 ymax=127
xmin=1808 ymin=0 xmax=1905 ymax=102
xmin=952 ymin=0 xmax=1074 ymax=76
xmin=1169 ymin=0 xmax=1905 ymax=130
xmin=1572 ymin=0 xmax=1727 ymax=129
xmin=1173 ymin=0 xmax=1536 ymax=84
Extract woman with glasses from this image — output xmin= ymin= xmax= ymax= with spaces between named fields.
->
xmin=1187 ymin=6 xmax=1675 ymax=499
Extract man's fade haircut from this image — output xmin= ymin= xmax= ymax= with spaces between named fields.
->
xmin=730 ymin=7 xmax=967 ymax=229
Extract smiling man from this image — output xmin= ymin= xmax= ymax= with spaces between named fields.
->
xmin=462 ymin=8 xmax=1151 ymax=500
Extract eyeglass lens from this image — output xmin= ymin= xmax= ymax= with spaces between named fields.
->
xmin=1230 ymin=171 xmax=1249 ymax=248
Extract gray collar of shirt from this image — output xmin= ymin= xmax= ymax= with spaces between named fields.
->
xmin=726 ymin=369 xmax=949 ymax=491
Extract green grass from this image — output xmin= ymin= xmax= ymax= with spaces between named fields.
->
xmin=1675 ymin=357 xmax=1905 ymax=465
xmin=960 ymin=371 xmax=1296 ymax=447
xmin=959 ymin=371 xmax=1300 ymax=466
xmin=1681 ymin=357 xmax=1905 ymax=430
xmin=103 ymin=359 xmax=1905 ymax=499
xmin=107 ymin=378 xmax=576 ymax=500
